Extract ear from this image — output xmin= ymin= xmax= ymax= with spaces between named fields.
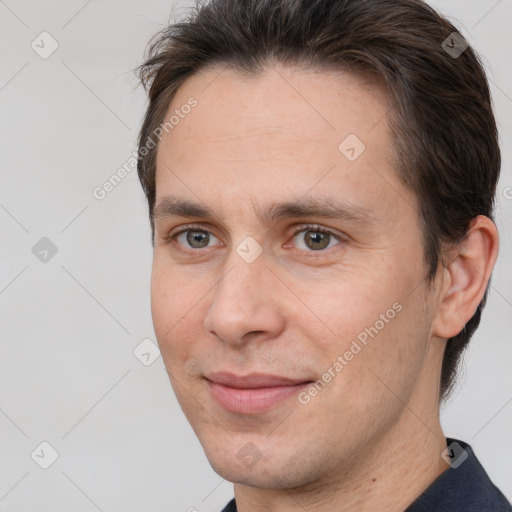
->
xmin=433 ymin=215 xmax=499 ymax=339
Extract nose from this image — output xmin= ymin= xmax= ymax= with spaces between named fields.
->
xmin=203 ymin=252 xmax=286 ymax=347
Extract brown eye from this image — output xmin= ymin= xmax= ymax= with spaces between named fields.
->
xmin=186 ymin=230 xmax=210 ymax=248
xmin=173 ymin=229 xmax=220 ymax=249
xmin=303 ymin=230 xmax=331 ymax=250
xmin=291 ymin=226 xmax=341 ymax=252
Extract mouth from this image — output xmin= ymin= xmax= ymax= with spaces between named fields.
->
xmin=204 ymin=372 xmax=314 ymax=414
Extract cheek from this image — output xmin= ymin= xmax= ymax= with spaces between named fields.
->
xmin=150 ymin=263 xmax=194 ymax=361
xmin=300 ymin=259 xmax=428 ymax=387
xmin=150 ymin=267 xmax=171 ymax=341
xmin=150 ymin=259 xmax=220 ymax=382
xmin=322 ymin=283 xmax=430 ymax=403
xmin=295 ymin=267 xmax=401 ymax=349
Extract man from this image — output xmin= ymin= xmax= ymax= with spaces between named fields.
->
xmin=135 ymin=0 xmax=511 ymax=510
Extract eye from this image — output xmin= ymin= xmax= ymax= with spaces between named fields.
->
xmin=288 ymin=225 xmax=343 ymax=252
xmin=166 ymin=224 xmax=343 ymax=254
xmin=171 ymin=226 xmax=222 ymax=250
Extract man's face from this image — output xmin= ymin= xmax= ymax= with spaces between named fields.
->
xmin=151 ymin=65 xmax=442 ymax=488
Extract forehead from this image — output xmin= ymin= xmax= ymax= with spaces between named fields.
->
xmin=154 ymin=64 xmax=407 ymax=221
xmin=159 ymin=64 xmax=389 ymax=152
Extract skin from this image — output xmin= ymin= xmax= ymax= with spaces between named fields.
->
xmin=150 ymin=63 xmax=499 ymax=511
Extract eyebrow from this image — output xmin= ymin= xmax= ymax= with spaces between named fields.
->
xmin=153 ymin=195 xmax=375 ymax=226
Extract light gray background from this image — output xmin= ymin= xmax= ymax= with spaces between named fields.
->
xmin=0 ymin=1 xmax=510 ymax=511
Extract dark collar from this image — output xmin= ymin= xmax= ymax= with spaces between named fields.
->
xmin=405 ymin=437 xmax=511 ymax=511
xmin=221 ymin=438 xmax=511 ymax=512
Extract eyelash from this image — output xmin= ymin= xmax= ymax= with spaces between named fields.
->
xmin=165 ymin=223 xmax=344 ymax=255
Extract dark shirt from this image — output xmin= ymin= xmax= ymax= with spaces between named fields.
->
xmin=221 ymin=438 xmax=511 ymax=511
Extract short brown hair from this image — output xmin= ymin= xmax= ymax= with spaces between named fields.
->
xmin=135 ymin=0 xmax=501 ymax=401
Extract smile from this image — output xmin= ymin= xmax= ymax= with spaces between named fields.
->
xmin=205 ymin=372 xmax=313 ymax=414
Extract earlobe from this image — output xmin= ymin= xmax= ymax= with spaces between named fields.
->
xmin=433 ymin=215 xmax=499 ymax=339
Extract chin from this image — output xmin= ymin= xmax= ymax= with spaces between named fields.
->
xmin=203 ymin=440 xmax=316 ymax=490
xmin=208 ymin=458 xmax=292 ymax=489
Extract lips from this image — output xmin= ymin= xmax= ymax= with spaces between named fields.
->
xmin=205 ymin=372 xmax=313 ymax=414
xmin=206 ymin=371 xmax=311 ymax=388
